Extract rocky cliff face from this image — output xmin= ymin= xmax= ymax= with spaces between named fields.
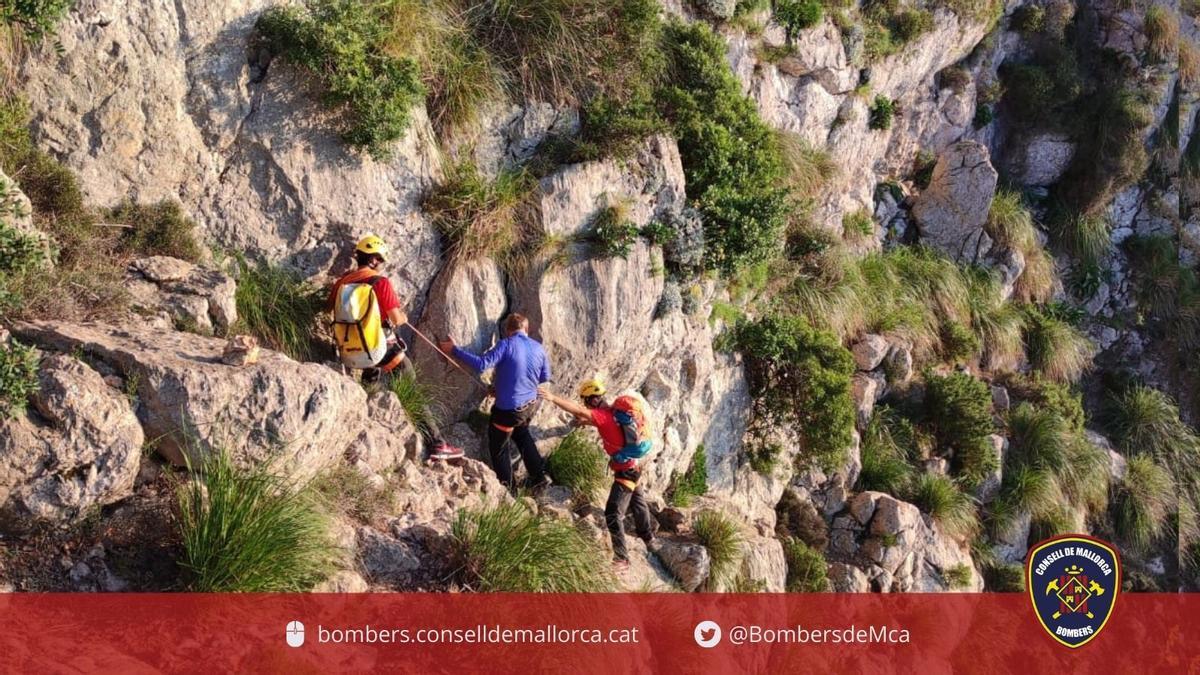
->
xmin=2 ymin=0 xmax=1192 ymax=593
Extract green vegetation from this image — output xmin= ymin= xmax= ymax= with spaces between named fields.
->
xmin=177 ymin=449 xmax=339 ymax=591
xmin=0 ymin=338 xmax=38 ymax=418
xmin=746 ymin=441 xmax=781 ymax=475
xmin=693 ymin=510 xmax=743 ymax=590
xmin=387 ymin=367 xmax=442 ymax=443
xmin=985 ymin=190 xmax=1054 ymax=303
xmin=1 ymin=0 xmax=73 ymax=41
xmin=983 ymin=562 xmax=1025 ymax=592
xmin=776 ymin=131 xmax=838 ymax=196
xmin=912 ymin=149 xmax=936 ymax=188
xmin=842 ymin=210 xmax=874 ymax=240
xmin=668 ymin=445 xmax=709 ymax=507
xmin=1125 ymin=236 xmax=1200 ymax=361
xmin=423 ymin=161 xmax=532 ymax=264
xmin=1022 ymin=306 xmax=1094 ymax=383
xmin=256 ymin=1 xmax=424 ymax=158
xmin=1002 ymin=374 xmax=1085 ymax=432
xmin=1112 ymin=455 xmax=1174 ymax=553
xmin=783 ymin=538 xmax=829 ymax=592
xmin=312 ymin=462 xmax=394 ymax=523
xmin=910 ymin=474 xmax=980 ymax=539
xmin=733 ymin=314 xmax=856 ymax=469
xmin=232 ymin=257 xmax=324 ymax=361
xmin=546 ymin=430 xmax=608 ymax=502
xmin=775 ymin=488 xmax=830 ymax=550
xmin=774 ymin=0 xmax=823 ymax=42
xmin=451 ymin=502 xmax=614 ymax=591
xmin=891 ymin=8 xmax=933 ymax=43
xmin=858 ymin=405 xmax=918 ymax=494
xmin=924 ymin=372 xmax=995 ymax=487
xmin=106 ymin=199 xmax=202 ymax=263
xmin=1104 ymin=385 xmax=1200 ymax=491
xmin=660 ymin=21 xmax=790 ymax=276
xmin=944 ymin=563 xmax=973 ymax=589
xmin=1010 ymin=4 xmax=1044 ymax=33
xmin=590 ymin=198 xmax=640 ymax=258
xmin=868 ymin=95 xmax=896 ymax=130
xmin=1144 ymin=5 xmax=1179 ymax=63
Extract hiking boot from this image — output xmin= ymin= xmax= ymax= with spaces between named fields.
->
xmin=646 ymin=538 xmax=662 ymax=555
xmin=429 ymin=443 xmax=465 ymax=461
xmin=526 ymin=474 xmax=552 ymax=495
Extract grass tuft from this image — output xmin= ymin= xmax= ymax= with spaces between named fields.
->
xmin=177 ymin=449 xmax=339 ymax=592
xmin=546 ymin=430 xmax=608 ymax=502
xmin=693 ymin=510 xmax=743 ymax=590
xmin=451 ymin=501 xmax=615 ymax=591
xmin=233 ymin=257 xmax=325 ymax=362
xmin=1112 ymin=455 xmax=1174 ymax=552
xmin=909 ymin=474 xmax=980 ymax=540
xmin=668 ymin=445 xmax=708 ymax=507
xmin=106 ymin=199 xmax=203 ymax=263
xmin=424 ymin=161 xmax=532 ymax=265
xmin=783 ymin=538 xmax=829 ymax=592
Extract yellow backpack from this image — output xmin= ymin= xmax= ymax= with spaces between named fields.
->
xmin=332 ymin=274 xmax=389 ymax=369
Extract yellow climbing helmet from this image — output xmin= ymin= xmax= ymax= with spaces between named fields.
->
xmin=578 ymin=377 xmax=606 ymax=398
xmin=355 ymin=234 xmax=389 ymax=261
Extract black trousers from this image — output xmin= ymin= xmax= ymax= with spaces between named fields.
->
xmin=487 ymin=400 xmax=545 ymax=489
xmin=606 ymin=469 xmax=654 ymax=562
xmin=363 ymin=349 xmax=446 ymax=450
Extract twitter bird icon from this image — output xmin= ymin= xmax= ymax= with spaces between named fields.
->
xmin=694 ymin=620 xmax=721 ymax=648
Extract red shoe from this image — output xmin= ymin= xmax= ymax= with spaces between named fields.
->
xmin=429 ymin=443 xmax=464 ymax=461
xmin=612 ymin=558 xmax=631 ymax=572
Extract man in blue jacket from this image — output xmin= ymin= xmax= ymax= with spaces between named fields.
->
xmin=439 ymin=313 xmax=550 ymax=491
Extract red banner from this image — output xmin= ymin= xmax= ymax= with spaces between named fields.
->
xmin=0 ymin=593 xmax=1193 ymax=673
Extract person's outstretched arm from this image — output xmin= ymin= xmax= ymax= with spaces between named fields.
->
xmin=440 ymin=337 xmax=507 ymax=374
xmin=539 ymin=387 xmax=593 ymax=426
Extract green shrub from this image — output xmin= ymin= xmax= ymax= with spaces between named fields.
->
xmin=868 ymin=95 xmax=896 ymax=130
xmin=841 ymin=210 xmax=874 ymax=240
xmin=669 ymin=445 xmax=709 ymax=507
xmin=984 ymin=562 xmax=1025 ymax=592
xmin=864 ymin=22 xmax=897 ymax=61
xmin=590 ymin=200 xmax=640 ymax=258
xmin=912 ymin=149 xmax=937 ymax=188
xmin=1112 ymin=455 xmax=1174 ymax=552
xmin=424 ymin=162 xmax=532 ymax=264
xmin=1001 ymin=64 xmax=1056 ymax=117
xmin=940 ymin=320 xmax=980 ymax=363
xmin=256 ymin=1 xmax=425 ymax=158
xmin=312 ymin=462 xmax=393 ymax=523
xmin=1104 ymin=386 xmax=1200 ymax=494
xmin=0 ymin=220 xmax=44 ymax=277
xmin=972 ymin=103 xmax=994 ymax=128
xmin=937 ymin=66 xmax=971 ymax=94
xmin=546 ymin=430 xmax=609 ymax=502
xmin=693 ymin=510 xmax=743 ymax=590
xmin=909 ymin=474 xmax=980 ymax=539
xmin=232 ymin=257 xmax=324 ymax=361
xmin=1003 ymin=375 xmax=1085 ymax=432
xmin=568 ymin=89 xmax=669 ymax=162
xmin=0 ymin=339 xmax=38 ymax=418
xmin=451 ymin=502 xmax=615 ymax=591
xmin=924 ymin=372 xmax=995 ymax=486
xmin=944 ymin=563 xmax=973 ymax=590
xmin=783 ymin=538 xmax=829 ymax=592
xmin=858 ymin=406 xmax=916 ymax=494
xmin=891 ymin=8 xmax=933 ymax=43
xmin=177 ymin=449 xmax=339 ymax=591
xmin=1022 ymin=307 xmax=1094 ymax=383
xmin=1010 ymin=4 xmax=1044 ymax=33
xmin=660 ymin=21 xmax=790 ymax=276
xmin=0 ymin=0 xmax=72 ymax=40
xmin=774 ymin=0 xmax=824 ymax=41
xmin=106 ymin=199 xmax=202 ymax=263
xmin=734 ymin=314 xmax=856 ymax=469
xmin=746 ymin=441 xmax=781 ymax=475
xmin=388 ymin=367 xmax=443 ymax=443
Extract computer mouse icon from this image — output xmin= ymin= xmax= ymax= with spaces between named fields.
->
xmin=286 ymin=621 xmax=305 ymax=648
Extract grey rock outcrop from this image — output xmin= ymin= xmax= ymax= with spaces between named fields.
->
xmin=1004 ymin=132 xmax=1075 ymax=187
xmin=125 ymin=256 xmax=238 ymax=334
xmin=654 ymin=539 xmax=712 ymax=592
xmin=0 ymin=355 xmax=143 ymax=532
xmin=851 ymin=334 xmax=890 ymax=371
xmin=10 ymin=321 xmax=412 ymax=481
xmin=912 ymin=141 xmax=998 ymax=263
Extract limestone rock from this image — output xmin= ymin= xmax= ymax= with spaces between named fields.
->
xmin=1005 ymin=132 xmax=1075 ymax=187
xmin=912 ymin=141 xmax=998 ymax=263
xmin=993 ymin=512 xmax=1032 ymax=564
xmin=849 ymin=491 xmax=884 ymax=526
xmin=740 ymin=535 xmax=787 ymax=593
xmin=10 ymin=321 xmax=410 ymax=480
xmin=851 ymin=372 xmax=884 ymax=430
xmin=0 ymin=355 xmax=143 ymax=532
xmin=125 ymin=256 xmax=237 ymax=334
xmin=314 ymin=570 xmax=370 ymax=593
xmin=884 ymin=342 xmax=914 ymax=385
xmin=1086 ymin=430 xmax=1126 ymax=481
xmin=0 ymin=169 xmax=52 ymax=267
xmin=221 ymin=335 xmax=259 ymax=366
xmin=654 ymin=539 xmax=711 ymax=592
xmin=851 ymin=334 xmax=890 ymax=371
xmin=869 ymin=494 xmax=923 ymax=538
xmin=990 ymin=385 xmax=1010 ymax=413
xmin=828 ymin=562 xmax=870 ymax=592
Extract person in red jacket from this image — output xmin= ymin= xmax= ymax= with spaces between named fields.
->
xmin=540 ymin=378 xmax=657 ymax=570
xmin=328 ymin=235 xmax=462 ymax=461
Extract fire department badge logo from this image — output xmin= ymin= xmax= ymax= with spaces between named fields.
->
xmin=1026 ymin=534 xmax=1120 ymax=648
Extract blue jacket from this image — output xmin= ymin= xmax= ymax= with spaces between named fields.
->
xmin=453 ymin=331 xmax=550 ymax=410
